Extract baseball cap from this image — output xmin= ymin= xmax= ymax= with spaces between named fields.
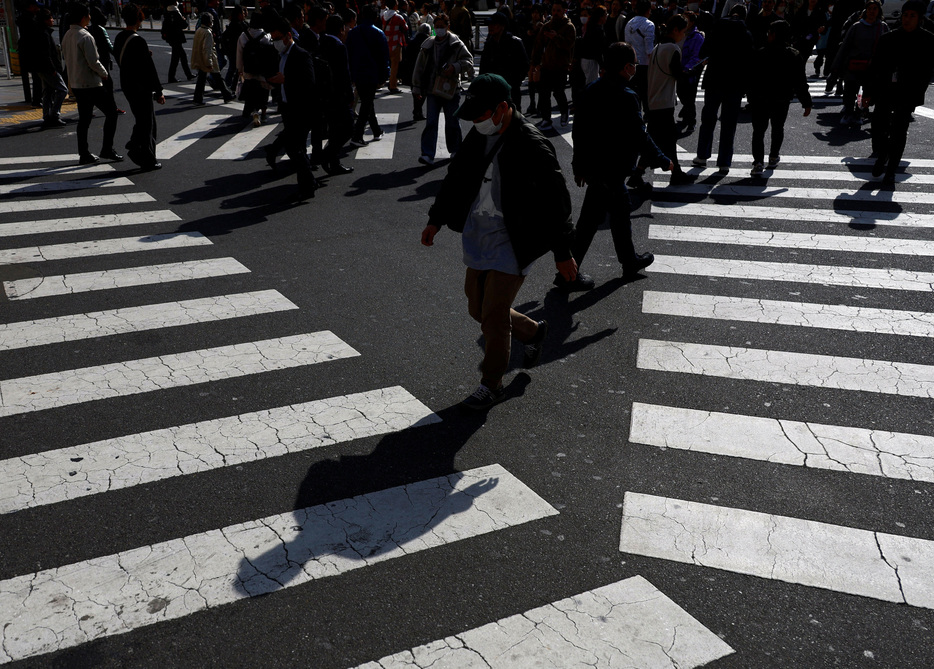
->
xmin=455 ymin=73 xmax=512 ymax=120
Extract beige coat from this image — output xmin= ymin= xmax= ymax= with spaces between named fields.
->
xmin=190 ymin=26 xmax=220 ymax=73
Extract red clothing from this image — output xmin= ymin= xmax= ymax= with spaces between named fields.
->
xmin=383 ymin=12 xmax=407 ymax=51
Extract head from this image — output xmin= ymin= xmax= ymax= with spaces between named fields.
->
xmin=284 ymin=3 xmax=304 ymax=27
xmin=610 ymin=0 xmax=622 ymax=14
xmin=121 ymin=2 xmax=143 ymax=26
xmin=359 ymin=3 xmax=379 ymax=24
xmin=231 ymin=5 xmax=245 ymax=22
xmin=434 ymin=12 xmax=450 ymax=37
xmin=665 ymin=13 xmax=686 ymax=40
xmin=767 ymin=19 xmax=791 ymax=44
xmin=68 ymin=3 xmax=91 ymax=27
xmin=634 ymin=0 xmax=651 ymax=16
xmin=456 ymin=73 xmax=513 ymax=134
xmin=308 ymin=5 xmax=328 ymax=30
xmin=728 ymin=3 xmax=747 ymax=19
xmin=761 ymin=0 xmax=775 ymax=12
xmin=90 ymin=6 xmax=107 ymax=26
xmin=683 ymin=9 xmax=696 ymax=28
xmin=863 ymin=0 xmax=881 ymax=21
xmin=270 ymin=18 xmax=294 ymax=51
xmin=326 ymin=13 xmax=345 ymax=38
xmin=38 ymin=7 xmax=54 ymax=26
xmin=342 ymin=7 xmax=357 ymax=28
xmin=900 ymin=0 xmax=924 ymax=28
xmin=531 ymin=4 xmax=542 ymax=19
xmin=552 ymin=1 xmax=567 ymax=19
xmin=606 ymin=41 xmax=637 ymax=79
xmin=488 ymin=10 xmax=509 ymax=36
xmin=250 ymin=10 xmax=264 ymax=28
xmin=200 ymin=11 xmax=214 ymax=28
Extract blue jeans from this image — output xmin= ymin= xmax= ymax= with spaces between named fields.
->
xmin=696 ymin=88 xmax=743 ymax=168
xmin=421 ymin=93 xmax=462 ymax=159
xmin=36 ymin=71 xmax=67 ymax=121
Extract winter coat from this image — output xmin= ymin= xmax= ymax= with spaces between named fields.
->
xmin=190 ymin=26 xmax=220 ymax=73
xmin=412 ymin=33 xmax=474 ymax=96
xmin=61 ymin=25 xmax=108 ymax=89
xmin=532 ymin=15 xmax=577 ymax=71
xmin=832 ymin=18 xmax=888 ymax=83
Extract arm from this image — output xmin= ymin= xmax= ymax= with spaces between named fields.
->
xmin=452 ymin=38 xmax=474 ymax=75
xmin=81 ymin=32 xmax=109 ymax=79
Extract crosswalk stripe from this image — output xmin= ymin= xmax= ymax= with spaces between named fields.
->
xmin=0 ymin=155 xmax=78 ymax=166
xmin=0 ymin=463 xmax=556 ymax=664
xmin=619 ymin=492 xmax=934 ymax=609
xmin=0 ymin=210 xmax=182 ymax=238
xmin=915 ymin=106 xmax=934 ymax=120
xmin=206 ymin=122 xmax=279 ymax=160
xmin=658 ymin=182 xmax=934 ymax=205
xmin=636 ymin=338 xmax=934 ymax=398
xmin=0 ymin=192 xmax=156 ymax=215
xmin=661 ymin=168 xmax=934 ymax=185
xmin=651 ymin=202 xmax=934 ymax=229
xmin=642 ymin=290 xmax=934 ymax=338
xmin=648 ymin=224 xmax=934 ymax=256
xmin=0 ymin=232 xmax=212 ymax=265
xmin=0 ymin=386 xmax=437 ymax=514
xmin=0 ymin=177 xmax=134 ymax=197
xmin=4 ymin=257 xmax=250 ymax=300
xmin=629 ymin=402 xmax=934 ymax=483
xmin=0 ymin=164 xmax=114 ymax=179
xmin=156 ymin=115 xmax=229 ymax=160
xmin=0 ymin=331 xmax=359 ymax=417
xmin=651 ymin=254 xmax=934 ymax=292
xmin=354 ymin=576 xmax=734 ymax=669
xmin=0 ymin=289 xmax=298 ymax=351
xmin=676 ymin=153 xmax=934 ymax=168
xmin=355 ymin=113 xmax=399 ymax=160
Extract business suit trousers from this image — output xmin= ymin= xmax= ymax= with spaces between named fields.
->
xmin=168 ymin=42 xmax=193 ymax=80
xmin=73 ymin=86 xmax=118 ymax=158
xmin=696 ymin=87 xmax=743 ymax=168
xmin=281 ymin=105 xmax=315 ymax=191
xmin=871 ymin=101 xmax=913 ymax=176
xmin=126 ymin=91 xmax=158 ymax=167
xmin=572 ymin=178 xmax=637 ymax=271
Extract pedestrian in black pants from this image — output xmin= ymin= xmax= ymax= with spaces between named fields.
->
xmin=347 ymin=5 xmax=389 ymax=145
xmin=114 ymin=4 xmax=166 ymax=170
xmin=162 ymin=2 xmax=194 ymax=82
xmin=319 ymin=15 xmax=355 ymax=175
xmin=566 ymin=42 xmax=672 ymax=292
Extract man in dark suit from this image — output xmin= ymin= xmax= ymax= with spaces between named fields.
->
xmin=268 ymin=20 xmax=318 ymax=200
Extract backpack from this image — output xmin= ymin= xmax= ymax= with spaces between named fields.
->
xmin=242 ymin=33 xmax=279 ymax=76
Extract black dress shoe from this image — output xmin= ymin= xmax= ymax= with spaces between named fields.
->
xmin=78 ymin=154 xmax=100 ymax=165
xmin=264 ymin=145 xmax=277 ymax=169
xmin=553 ymin=272 xmax=595 ymax=292
xmin=623 ymin=252 xmax=655 ymax=278
xmin=139 ymin=162 xmax=162 ymax=171
xmin=100 ymin=150 xmax=124 ymax=162
xmin=871 ymin=157 xmax=886 ymax=178
xmin=296 ymin=185 xmax=317 ymax=200
xmin=323 ymin=163 xmax=353 ymax=176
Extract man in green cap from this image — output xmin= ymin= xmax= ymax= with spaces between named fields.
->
xmin=420 ymin=73 xmax=579 ymax=410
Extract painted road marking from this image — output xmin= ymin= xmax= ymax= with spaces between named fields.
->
xmin=630 ymin=402 xmax=934 ymax=483
xmin=0 ymin=155 xmax=79 ymax=166
xmin=0 ymin=290 xmax=298 ymax=351
xmin=0 ymin=386 xmax=438 ymax=514
xmin=651 ymin=202 xmax=934 ymax=229
xmin=651 ymin=255 xmax=934 ymax=292
xmin=648 ymin=224 xmax=934 ymax=256
xmin=0 ymin=193 xmax=156 ymax=215
xmin=0 ymin=331 xmax=360 ymax=417
xmin=676 ymin=153 xmax=934 ymax=168
xmin=656 ymin=183 xmax=934 ymax=205
xmin=658 ymin=168 xmax=934 ymax=185
xmin=0 ymin=211 xmax=182 ymax=238
xmin=207 ymin=122 xmax=280 ymax=160
xmin=354 ymin=576 xmax=734 ymax=669
xmin=0 ymin=232 xmax=212 ymax=265
xmin=156 ymin=115 xmax=228 ymax=160
xmin=636 ymin=339 xmax=934 ymax=398
xmin=0 ymin=464 xmax=556 ymax=664
xmin=4 ymin=257 xmax=250 ymax=300
xmin=0 ymin=164 xmax=114 ymax=179
xmin=642 ymin=291 xmax=934 ymax=338
xmin=355 ymin=114 xmax=400 ymax=160
xmin=619 ymin=493 xmax=934 ymax=609
xmin=0 ymin=177 xmax=134 ymax=197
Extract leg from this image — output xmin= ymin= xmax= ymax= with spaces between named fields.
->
xmin=841 ymin=78 xmax=858 ymax=115
xmin=127 ymin=92 xmax=157 ymax=165
xmin=695 ymin=88 xmax=720 ymax=160
xmin=193 ymin=70 xmax=207 ymax=103
xmin=537 ymin=69 xmax=554 ymax=122
xmin=870 ymin=100 xmax=892 ymax=164
xmin=93 ymin=87 xmax=120 ymax=154
xmin=552 ymin=70 xmax=569 ymax=119
xmin=442 ymin=94 xmax=463 ymax=155
xmin=716 ymin=90 xmax=742 ymax=168
xmin=606 ymin=183 xmax=638 ymax=269
xmin=209 ymin=72 xmax=233 ymax=101
xmin=768 ymin=100 xmax=790 ymax=162
xmin=282 ymin=109 xmax=316 ymax=193
xmin=750 ymin=102 xmax=769 ymax=165
xmin=168 ymin=44 xmax=180 ymax=80
xmin=389 ymin=48 xmax=402 ymax=90
xmin=352 ymin=83 xmax=376 ymax=141
xmin=885 ymin=105 xmax=913 ymax=176
xmin=570 ymin=180 xmax=610 ymax=269
xmin=420 ymin=94 xmax=441 ymax=159
xmin=73 ymin=88 xmax=95 ymax=158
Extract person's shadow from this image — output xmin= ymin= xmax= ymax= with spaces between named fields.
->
xmin=233 ymin=374 xmax=532 ymax=596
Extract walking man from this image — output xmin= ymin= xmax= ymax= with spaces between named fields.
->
xmin=420 ymin=74 xmax=579 ymax=410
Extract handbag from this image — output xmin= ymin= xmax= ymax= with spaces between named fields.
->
xmin=431 ymin=70 xmax=458 ymax=100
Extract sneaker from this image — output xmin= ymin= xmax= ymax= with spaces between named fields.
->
xmin=751 ymin=161 xmax=764 ymax=176
xmin=387 ymin=88 xmax=403 ymax=95
xmin=99 ymin=149 xmax=124 ymax=162
xmin=766 ymin=156 xmax=780 ymax=169
xmin=418 ymin=154 xmax=434 ymax=166
xmin=523 ymin=320 xmax=549 ymax=368
xmin=78 ymin=153 xmax=100 ymax=165
xmin=349 ymin=137 xmax=367 ymax=147
xmin=41 ymin=118 xmax=67 ymax=128
xmin=623 ymin=252 xmax=654 ymax=278
xmin=553 ymin=272 xmax=595 ymax=292
xmin=252 ymin=112 xmax=261 ymax=127
xmin=460 ymin=384 xmax=506 ymax=410
xmin=372 ymin=128 xmax=384 ymax=140
xmin=559 ymin=112 xmax=569 ymax=127
xmin=691 ymin=156 xmax=707 ymax=167
xmin=717 ymin=165 xmax=730 ymax=175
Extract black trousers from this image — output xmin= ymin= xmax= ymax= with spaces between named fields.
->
xmin=751 ymin=98 xmax=790 ymax=164
xmin=353 ymin=82 xmax=380 ymax=140
xmin=281 ymin=104 xmax=315 ymax=190
xmin=537 ymin=68 xmax=568 ymax=119
xmin=193 ymin=70 xmax=232 ymax=103
xmin=871 ymin=101 xmax=913 ymax=176
xmin=645 ymin=108 xmax=681 ymax=173
xmin=168 ymin=42 xmax=193 ymax=80
xmin=323 ymin=105 xmax=353 ymax=165
xmin=572 ymin=178 xmax=638 ymax=271
xmin=126 ymin=91 xmax=158 ymax=166
xmin=676 ymin=75 xmax=699 ymax=124
xmin=73 ymin=86 xmax=118 ymax=157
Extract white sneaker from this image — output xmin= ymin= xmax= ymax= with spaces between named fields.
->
xmin=751 ymin=162 xmax=764 ymax=176
xmin=767 ymin=156 xmax=780 ymax=169
xmin=691 ymin=156 xmax=707 ymax=167
xmin=251 ymin=112 xmax=261 ymax=127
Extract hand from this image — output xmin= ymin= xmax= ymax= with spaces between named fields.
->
xmin=556 ymin=257 xmax=578 ymax=282
xmin=803 ymin=107 xmax=811 ymax=117
xmin=268 ymin=72 xmax=284 ymax=84
xmin=421 ymin=224 xmax=439 ymax=246
xmin=575 ymin=175 xmax=586 ymax=187
xmin=662 ymin=160 xmax=674 ymax=172
xmin=156 ymin=94 xmax=166 ymax=105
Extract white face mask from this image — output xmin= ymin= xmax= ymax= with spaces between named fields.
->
xmin=435 ymin=27 xmax=447 ymax=37
xmin=580 ymin=16 xmax=589 ymax=24
xmin=273 ymin=38 xmax=289 ymax=54
xmin=473 ymin=107 xmax=504 ymax=135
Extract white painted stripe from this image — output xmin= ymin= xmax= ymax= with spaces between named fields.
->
xmin=914 ymin=106 xmax=934 ymax=120
xmin=0 ymin=211 xmax=182 ymax=238
xmin=0 ymin=331 xmax=359 ymax=417
xmin=657 ymin=183 xmax=934 ymax=205
xmin=677 ymin=153 xmax=934 ymax=168
xmin=0 ymin=464 xmax=555 ymax=664
xmin=662 ymin=168 xmax=934 ymax=185
xmin=355 ymin=114 xmax=399 ymax=160
xmin=636 ymin=338 xmax=934 ymax=398
xmin=206 ymin=122 xmax=280 ymax=160
xmin=4 ymin=257 xmax=250 ymax=300
xmin=555 ymin=120 xmax=573 ymax=148
xmin=643 ymin=291 xmax=934 ymax=338
xmin=156 ymin=115 xmax=228 ymax=159
xmin=0 ymin=155 xmax=78 ymax=166
xmin=0 ymin=192 xmax=156 ymax=215
xmin=619 ymin=493 xmax=934 ymax=609
xmin=0 ymin=177 xmax=134 ymax=196
xmin=0 ymin=164 xmax=114 ymax=179
xmin=0 ymin=290 xmax=297 ymax=351
xmin=630 ymin=402 xmax=934 ymax=483
xmin=651 ymin=202 xmax=934 ymax=229
xmin=648 ymin=224 xmax=934 ymax=256
xmin=354 ymin=576 xmax=734 ymax=669
xmin=0 ymin=386 xmax=437 ymax=514
xmin=0 ymin=232 xmax=212 ymax=265
xmin=651 ymin=255 xmax=934 ymax=292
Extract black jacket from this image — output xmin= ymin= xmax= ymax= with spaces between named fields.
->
xmin=700 ymin=16 xmax=754 ymax=92
xmin=318 ymin=33 xmax=353 ymax=107
xmin=33 ymin=26 xmax=63 ymax=75
xmin=868 ymin=26 xmax=934 ymax=108
xmin=428 ymin=110 xmax=574 ymax=271
xmin=572 ymin=73 xmax=668 ymax=181
xmin=282 ymin=44 xmax=317 ymax=113
xmin=113 ymin=30 xmax=162 ymax=96
xmin=479 ymin=32 xmax=529 ymax=93
xmin=748 ymin=43 xmax=812 ymax=106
